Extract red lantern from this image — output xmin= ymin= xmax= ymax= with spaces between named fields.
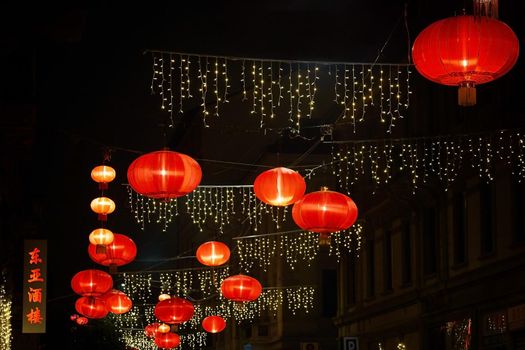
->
xmin=88 ymin=233 xmax=137 ymax=270
xmin=159 ymin=294 xmax=171 ymax=301
xmin=196 ymin=241 xmax=230 ymax=266
xmin=154 ymin=332 xmax=181 ymax=349
xmin=145 ymin=323 xmax=162 ymax=338
xmin=75 ymin=297 xmax=108 ymax=319
xmin=71 ymin=269 xmax=113 ymax=297
xmin=89 ymin=228 xmax=114 ymax=246
xmin=76 ymin=316 xmax=89 ymax=325
xmin=412 ymin=15 xmax=519 ymax=106
xmin=127 ymin=150 xmax=202 ymax=200
xmin=102 ymin=289 xmax=133 ymax=314
xmin=221 ymin=274 xmax=262 ymax=302
xmin=90 ymin=197 xmax=116 ymax=221
xmin=154 ymin=297 xmax=194 ymax=325
xmin=292 ymin=187 xmax=358 ymax=233
xmin=254 ymin=167 xmax=306 ymax=206
xmin=157 ymin=323 xmax=171 ymax=334
xmin=91 ymin=165 xmax=116 ymax=190
xmin=202 ymin=315 xmax=226 ymax=333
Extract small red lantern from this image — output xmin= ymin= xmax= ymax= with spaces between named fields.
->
xmin=145 ymin=323 xmax=162 ymax=338
xmin=202 ymin=315 xmax=226 ymax=333
xmin=90 ymin=197 xmax=116 ymax=221
xmin=154 ymin=297 xmax=194 ymax=325
xmin=75 ymin=297 xmax=108 ymax=319
xmin=292 ymin=187 xmax=358 ymax=233
xmin=127 ymin=150 xmax=202 ymax=200
xmin=71 ymin=269 xmax=113 ymax=297
xmin=102 ymin=289 xmax=133 ymax=314
xmin=91 ymin=165 xmax=116 ymax=190
xmin=221 ymin=274 xmax=262 ymax=302
xmin=154 ymin=332 xmax=181 ymax=349
xmin=254 ymin=167 xmax=306 ymax=206
xmin=196 ymin=241 xmax=230 ymax=267
xmin=76 ymin=316 xmax=89 ymax=325
xmin=88 ymin=233 xmax=137 ymax=272
xmin=89 ymin=228 xmax=114 ymax=247
xmin=157 ymin=323 xmax=171 ymax=334
xmin=412 ymin=15 xmax=519 ymax=106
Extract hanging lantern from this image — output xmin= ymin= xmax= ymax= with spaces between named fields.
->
xmin=157 ymin=323 xmax=171 ymax=334
xmin=89 ymin=228 xmax=114 ymax=254
xmin=254 ymin=167 xmax=306 ymax=206
xmin=91 ymin=165 xmax=116 ymax=190
xmin=88 ymin=233 xmax=137 ymax=273
xmin=202 ymin=315 xmax=226 ymax=333
xmin=158 ymin=294 xmax=171 ymax=301
xmin=145 ymin=323 xmax=163 ymax=338
xmin=292 ymin=187 xmax=358 ymax=234
xmin=75 ymin=297 xmax=108 ymax=319
xmin=90 ymin=197 xmax=116 ymax=221
xmin=412 ymin=15 xmax=519 ymax=106
xmin=127 ymin=149 xmax=202 ymax=200
xmin=75 ymin=316 xmax=89 ymax=326
xmin=102 ymin=289 xmax=133 ymax=314
xmin=154 ymin=297 xmax=194 ymax=325
xmin=70 ymin=314 xmax=79 ymax=321
xmin=154 ymin=332 xmax=181 ymax=349
xmin=196 ymin=241 xmax=230 ymax=267
xmin=71 ymin=269 xmax=113 ymax=297
xmin=221 ymin=274 xmax=262 ymax=302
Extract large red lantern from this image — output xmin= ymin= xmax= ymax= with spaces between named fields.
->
xmin=127 ymin=150 xmax=202 ymax=199
xmin=202 ymin=315 xmax=226 ymax=333
xmin=254 ymin=167 xmax=306 ymax=206
xmin=75 ymin=297 xmax=108 ymax=319
xmin=412 ymin=15 xmax=519 ymax=106
xmin=71 ymin=269 xmax=113 ymax=297
xmin=102 ymin=289 xmax=133 ymax=314
xmin=221 ymin=274 xmax=262 ymax=302
xmin=292 ymin=187 xmax=358 ymax=234
xmin=91 ymin=165 xmax=116 ymax=190
xmin=154 ymin=332 xmax=181 ymax=349
xmin=196 ymin=241 xmax=230 ymax=266
xmin=88 ymin=233 xmax=137 ymax=270
xmin=154 ymin=297 xmax=194 ymax=325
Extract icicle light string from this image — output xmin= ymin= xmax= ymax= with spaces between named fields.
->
xmin=118 ymin=329 xmax=207 ymax=350
xmin=0 ymin=275 xmax=12 ymax=350
xmin=146 ymin=51 xmax=412 ymax=133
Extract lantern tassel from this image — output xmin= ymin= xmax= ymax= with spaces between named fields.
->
xmin=458 ymin=82 xmax=476 ymax=107
xmin=319 ymin=232 xmax=332 ymax=246
xmin=473 ymin=0 xmax=498 ymax=19
xmin=95 ymin=244 xmax=107 ymax=254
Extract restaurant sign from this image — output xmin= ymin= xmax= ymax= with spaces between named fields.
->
xmin=22 ymin=240 xmax=47 ymax=333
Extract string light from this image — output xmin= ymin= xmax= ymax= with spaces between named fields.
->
xmin=117 ymin=329 xmax=207 ymax=350
xmin=397 ymin=342 xmax=407 ymax=350
xmin=0 ymin=275 xmax=12 ymax=350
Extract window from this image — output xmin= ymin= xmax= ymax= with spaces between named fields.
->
xmin=383 ymin=230 xmax=392 ymax=291
xmin=366 ymin=239 xmax=375 ymax=297
xmin=346 ymin=253 xmax=356 ymax=306
xmin=480 ymin=184 xmax=495 ymax=255
xmin=401 ymin=221 xmax=412 ymax=285
xmin=423 ymin=207 xmax=438 ymax=275
xmin=512 ymin=180 xmax=525 ymax=243
xmin=453 ymin=192 xmax=467 ymax=265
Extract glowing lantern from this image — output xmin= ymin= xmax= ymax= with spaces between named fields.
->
xmin=89 ymin=228 xmax=114 ymax=253
xmin=70 ymin=314 xmax=79 ymax=321
xmin=91 ymin=165 xmax=116 ymax=190
xmin=412 ymin=15 xmax=519 ymax=106
xmin=221 ymin=274 xmax=262 ymax=302
xmin=157 ymin=323 xmax=171 ymax=333
xmin=88 ymin=233 xmax=137 ymax=273
xmin=76 ymin=316 xmax=89 ymax=325
xmin=90 ymin=197 xmax=116 ymax=221
xmin=254 ymin=167 xmax=306 ymax=206
xmin=202 ymin=315 xmax=226 ymax=333
xmin=154 ymin=297 xmax=194 ymax=325
xmin=145 ymin=323 xmax=162 ymax=338
xmin=75 ymin=297 xmax=108 ymax=319
xmin=127 ymin=150 xmax=202 ymax=200
xmin=71 ymin=269 xmax=113 ymax=297
xmin=292 ymin=187 xmax=358 ymax=234
xmin=102 ymin=289 xmax=133 ymax=314
xmin=154 ymin=332 xmax=181 ymax=349
xmin=159 ymin=294 xmax=171 ymax=301
xmin=196 ymin=241 xmax=230 ymax=266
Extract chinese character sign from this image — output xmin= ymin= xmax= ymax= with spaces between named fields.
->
xmin=23 ymin=240 xmax=47 ymax=333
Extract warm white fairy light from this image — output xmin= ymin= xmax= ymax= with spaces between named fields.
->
xmin=0 ymin=277 xmax=12 ymax=350
xmin=397 ymin=342 xmax=407 ymax=350
xmin=122 ymin=273 xmax=152 ymax=305
xmin=117 ymin=329 xmax=207 ymax=350
xmin=286 ymin=286 xmax=315 ymax=315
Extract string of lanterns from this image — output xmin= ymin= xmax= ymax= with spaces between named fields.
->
xmin=148 ymin=50 xmax=412 ymax=133
xmin=0 ymin=275 xmax=12 ymax=350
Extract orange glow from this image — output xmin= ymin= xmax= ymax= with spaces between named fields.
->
xmin=90 ymin=197 xmax=116 ymax=215
xmin=91 ymin=165 xmax=116 ymax=184
xmin=158 ymin=294 xmax=171 ymax=301
xmin=157 ymin=323 xmax=171 ymax=333
xmin=89 ymin=228 xmax=114 ymax=246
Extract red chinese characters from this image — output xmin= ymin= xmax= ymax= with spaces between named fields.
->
xmin=24 ymin=242 xmax=46 ymax=329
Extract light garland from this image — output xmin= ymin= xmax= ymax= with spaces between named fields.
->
xmin=148 ymin=51 xmax=412 ymax=133
xmin=117 ymin=329 xmax=207 ymax=350
xmin=329 ymin=129 xmax=525 ymax=194
xmin=445 ymin=318 xmax=472 ymax=350
xmin=235 ymin=224 xmax=363 ymax=272
xmin=286 ymin=286 xmax=315 ymax=315
xmin=397 ymin=342 xmax=407 ymax=350
xmin=122 ymin=273 xmax=153 ymax=305
xmin=0 ymin=275 xmax=12 ymax=350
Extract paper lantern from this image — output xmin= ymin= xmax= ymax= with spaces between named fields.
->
xmin=196 ymin=241 xmax=230 ymax=266
xmin=76 ymin=316 xmax=89 ymax=325
xmin=154 ymin=332 xmax=181 ymax=349
xmin=154 ymin=297 xmax=194 ymax=325
xmin=254 ymin=167 xmax=306 ymax=206
xmin=292 ymin=187 xmax=358 ymax=233
xmin=145 ymin=323 xmax=162 ymax=338
xmin=202 ymin=315 xmax=226 ymax=333
xmin=89 ymin=228 xmax=114 ymax=246
xmin=91 ymin=165 xmax=116 ymax=189
xmin=102 ymin=289 xmax=133 ymax=314
xmin=88 ymin=233 xmax=137 ymax=271
xmin=412 ymin=15 xmax=519 ymax=106
xmin=158 ymin=294 xmax=171 ymax=301
xmin=71 ymin=269 xmax=113 ymax=297
xmin=75 ymin=297 xmax=108 ymax=319
xmin=157 ymin=323 xmax=171 ymax=334
xmin=221 ymin=274 xmax=262 ymax=302
xmin=127 ymin=150 xmax=202 ymax=199
xmin=90 ymin=197 xmax=116 ymax=221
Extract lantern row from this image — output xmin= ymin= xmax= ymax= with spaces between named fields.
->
xmin=0 ymin=275 xmax=12 ymax=350
xmin=235 ymin=223 xmax=363 ymax=272
xmin=148 ymin=51 xmax=412 ymax=133
xmin=328 ymin=129 xmax=525 ymax=194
